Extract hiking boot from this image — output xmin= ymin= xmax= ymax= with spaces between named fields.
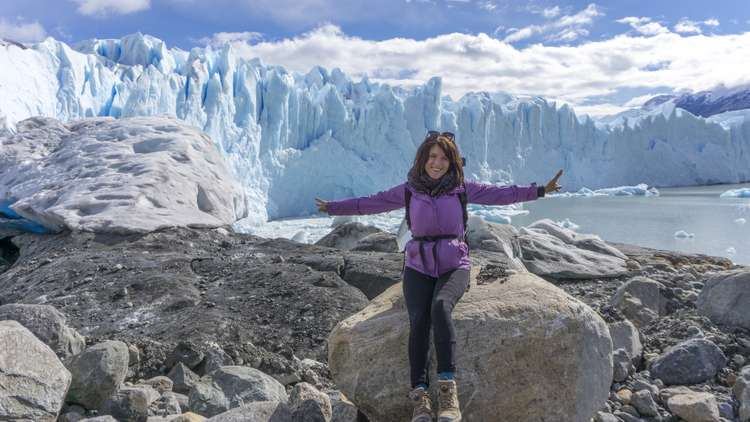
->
xmin=437 ymin=379 xmax=461 ymax=422
xmin=408 ymin=386 xmax=434 ymax=422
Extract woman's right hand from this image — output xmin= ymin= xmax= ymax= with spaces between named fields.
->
xmin=315 ymin=197 xmax=329 ymax=214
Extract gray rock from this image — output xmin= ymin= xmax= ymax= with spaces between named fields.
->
xmin=100 ymin=385 xmax=160 ymax=422
xmin=59 ymin=411 xmax=86 ymax=422
xmin=464 ymin=217 xmax=526 ymax=270
xmin=315 ymin=222 xmax=382 ymax=251
xmin=197 ymin=345 xmax=234 ymax=376
xmin=718 ymin=400 xmax=735 ymax=420
xmin=608 ymin=319 xmax=643 ymax=364
xmin=290 ymin=382 xmax=332 ymax=422
xmin=697 ymin=268 xmax=750 ymax=330
xmin=352 ymin=232 xmax=398 ymax=253
xmin=650 ymin=338 xmax=727 ymax=385
xmin=613 ymin=410 xmax=644 ymax=422
xmin=660 ymin=386 xmax=697 ymax=402
xmin=188 ymin=366 xmax=288 ymax=417
xmin=594 ymin=411 xmax=620 ymax=422
xmin=142 ymin=376 xmax=174 ymax=394
xmin=630 ymin=378 xmax=659 ymax=397
xmin=328 ymin=272 xmax=612 ymax=422
xmin=327 ymin=390 xmax=357 ymax=422
xmin=163 ymin=392 xmax=189 ymax=414
xmin=631 ymin=390 xmax=659 ymax=417
xmin=206 ymin=401 xmax=292 ymax=421
xmin=168 ymin=362 xmax=201 ymax=394
xmin=0 ymin=320 xmax=71 ymax=422
xmin=0 ymin=116 xmax=248 ymax=233
xmin=150 ymin=391 xmax=182 ymax=417
xmin=733 ymin=366 xmax=750 ymax=421
xmin=0 ymin=303 xmax=85 ymax=358
xmin=609 ymin=277 xmax=667 ymax=327
xmin=66 ymin=340 xmax=130 ymax=410
xmin=613 ymin=348 xmax=633 ymax=382
xmin=338 ymin=250 xmax=404 ymax=300
xmin=166 ymin=342 xmax=205 ymax=370
xmin=79 ymin=417 xmax=119 ymax=422
xmin=517 ymin=219 xmax=628 ymax=279
xmin=620 ymin=404 xmax=639 ymax=417
xmin=667 ymin=392 xmax=720 ymax=422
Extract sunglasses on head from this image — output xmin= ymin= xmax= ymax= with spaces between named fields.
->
xmin=426 ymin=130 xmax=455 ymax=141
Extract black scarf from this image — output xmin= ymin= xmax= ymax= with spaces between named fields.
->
xmin=407 ymin=168 xmax=460 ymax=197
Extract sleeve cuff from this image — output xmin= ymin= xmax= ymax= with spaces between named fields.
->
xmin=537 ymin=186 xmax=546 ymax=198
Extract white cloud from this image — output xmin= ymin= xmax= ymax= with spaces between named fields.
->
xmin=504 ymin=3 xmax=602 ymax=43
xmin=227 ymin=24 xmax=750 ymax=117
xmin=674 ymin=18 xmax=720 ymax=34
xmin=478 ymin=1 xmax=497 ymax=11
xmin=674 ymin=19 xmax=701 ymax=34
xmin=546 ymin=27 xmax=588 ymax=43
xmin=704 ymin=18 xmax=719 ymax=27
xmin=543 ymin=6 xmax=561 ymax=19
xmin=0 ymin=18 xmax=46 ymax=43
xmin=198 ymin=32 xmax=264 ymax=47
xmin=616 ymin=17 xmax=669 ymax=36
xmin=622 ymin=93 xmax=667 ymax=108
xmin=72 ymin=0 xmax=150 ymax=16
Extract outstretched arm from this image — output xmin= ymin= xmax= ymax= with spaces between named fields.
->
xmin=465 ymin=170 xmax=563 ymax=205
xmin=316 ymin=183 xmax=407 ymax=216
xmin=465 ymin=181 xmax=542 ymax=205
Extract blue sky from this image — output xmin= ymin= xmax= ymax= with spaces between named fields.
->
xmin=2 ymin=0 xmax=750 ymax=115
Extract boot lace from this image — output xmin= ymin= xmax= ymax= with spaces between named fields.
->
xmin=409 ymin=388 xmax=432 ymax=415
xmin=440 ymin=382 xmax=458 ymax=409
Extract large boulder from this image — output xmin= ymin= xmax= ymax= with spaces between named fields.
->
xmin=464 ymin=216 xmax=527 ymax=272
xmin=188 ymin=366 xmax=289 ymax=417
xmin=0 ymin=116 xmax=247 ymax=234
xmin=517 ymin=219 xmax=629 ymax=279
xmin=0 ymin=303 xmax=85 ymax=358
xmin=328 ymin=272 xmax=612 ymax=422
xmin=650 ymin=338 xmax=726 ymax=385
xmin=697 ymin=268 xmax=750 ymax=329
xmin=66 ymin=340 xmax=130 ymax=410
xmin=0 ymin=320 xmax=72 ymax=421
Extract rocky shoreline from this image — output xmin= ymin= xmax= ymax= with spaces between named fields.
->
xmin=1 ymin=217 xmax=749 ymax=421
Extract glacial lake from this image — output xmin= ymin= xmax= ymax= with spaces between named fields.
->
xmin=245 ymin=183 xmax=750 ymax=266
xmin=513 ymin=183 xmax=750 ymax=266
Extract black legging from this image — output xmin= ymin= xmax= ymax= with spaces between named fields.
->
xmin=402 ymin=266 xmax=470 ymax=388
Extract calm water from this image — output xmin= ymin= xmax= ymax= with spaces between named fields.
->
xmin=511 ymin=183 xmax=750 ymax=265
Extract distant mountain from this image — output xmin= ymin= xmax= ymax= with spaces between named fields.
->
xmin=644 ymin=87 xmax=750 ymax=118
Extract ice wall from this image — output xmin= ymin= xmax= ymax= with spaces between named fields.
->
xmin=1 ymin=33 xmax=748 ymax=223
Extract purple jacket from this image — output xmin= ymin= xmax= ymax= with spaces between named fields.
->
xmin=327 ymin=181 xmax=542 ymax=277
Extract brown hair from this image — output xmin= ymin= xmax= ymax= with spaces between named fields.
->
xmin=409 ymin=133 xmax=464 ymax=184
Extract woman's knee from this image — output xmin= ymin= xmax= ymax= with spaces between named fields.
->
xmin=430 ymin=298 xmax=453 ymax=321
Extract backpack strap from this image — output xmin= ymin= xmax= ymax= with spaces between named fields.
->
xmin=459 ymin=186 xmax=468 ymax=239
xmin=404 ymin=184 xmax=413 ymax=230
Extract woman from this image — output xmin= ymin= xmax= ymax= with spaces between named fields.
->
xmin=315 ymin=132 xmax=562 ymax=422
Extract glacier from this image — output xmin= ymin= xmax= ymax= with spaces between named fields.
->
xmin=1 ymin=33 xmax=749 ymax=225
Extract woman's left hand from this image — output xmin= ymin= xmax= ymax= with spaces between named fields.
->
xmin=545 ymin=169 xmax=563 ymax=194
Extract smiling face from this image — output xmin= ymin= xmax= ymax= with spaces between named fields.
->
xmin=425 ymin=144 xmax=450 ymax=180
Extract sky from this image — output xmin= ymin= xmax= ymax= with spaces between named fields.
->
xmin=1 ymin=0 xmax=750 ymax=116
